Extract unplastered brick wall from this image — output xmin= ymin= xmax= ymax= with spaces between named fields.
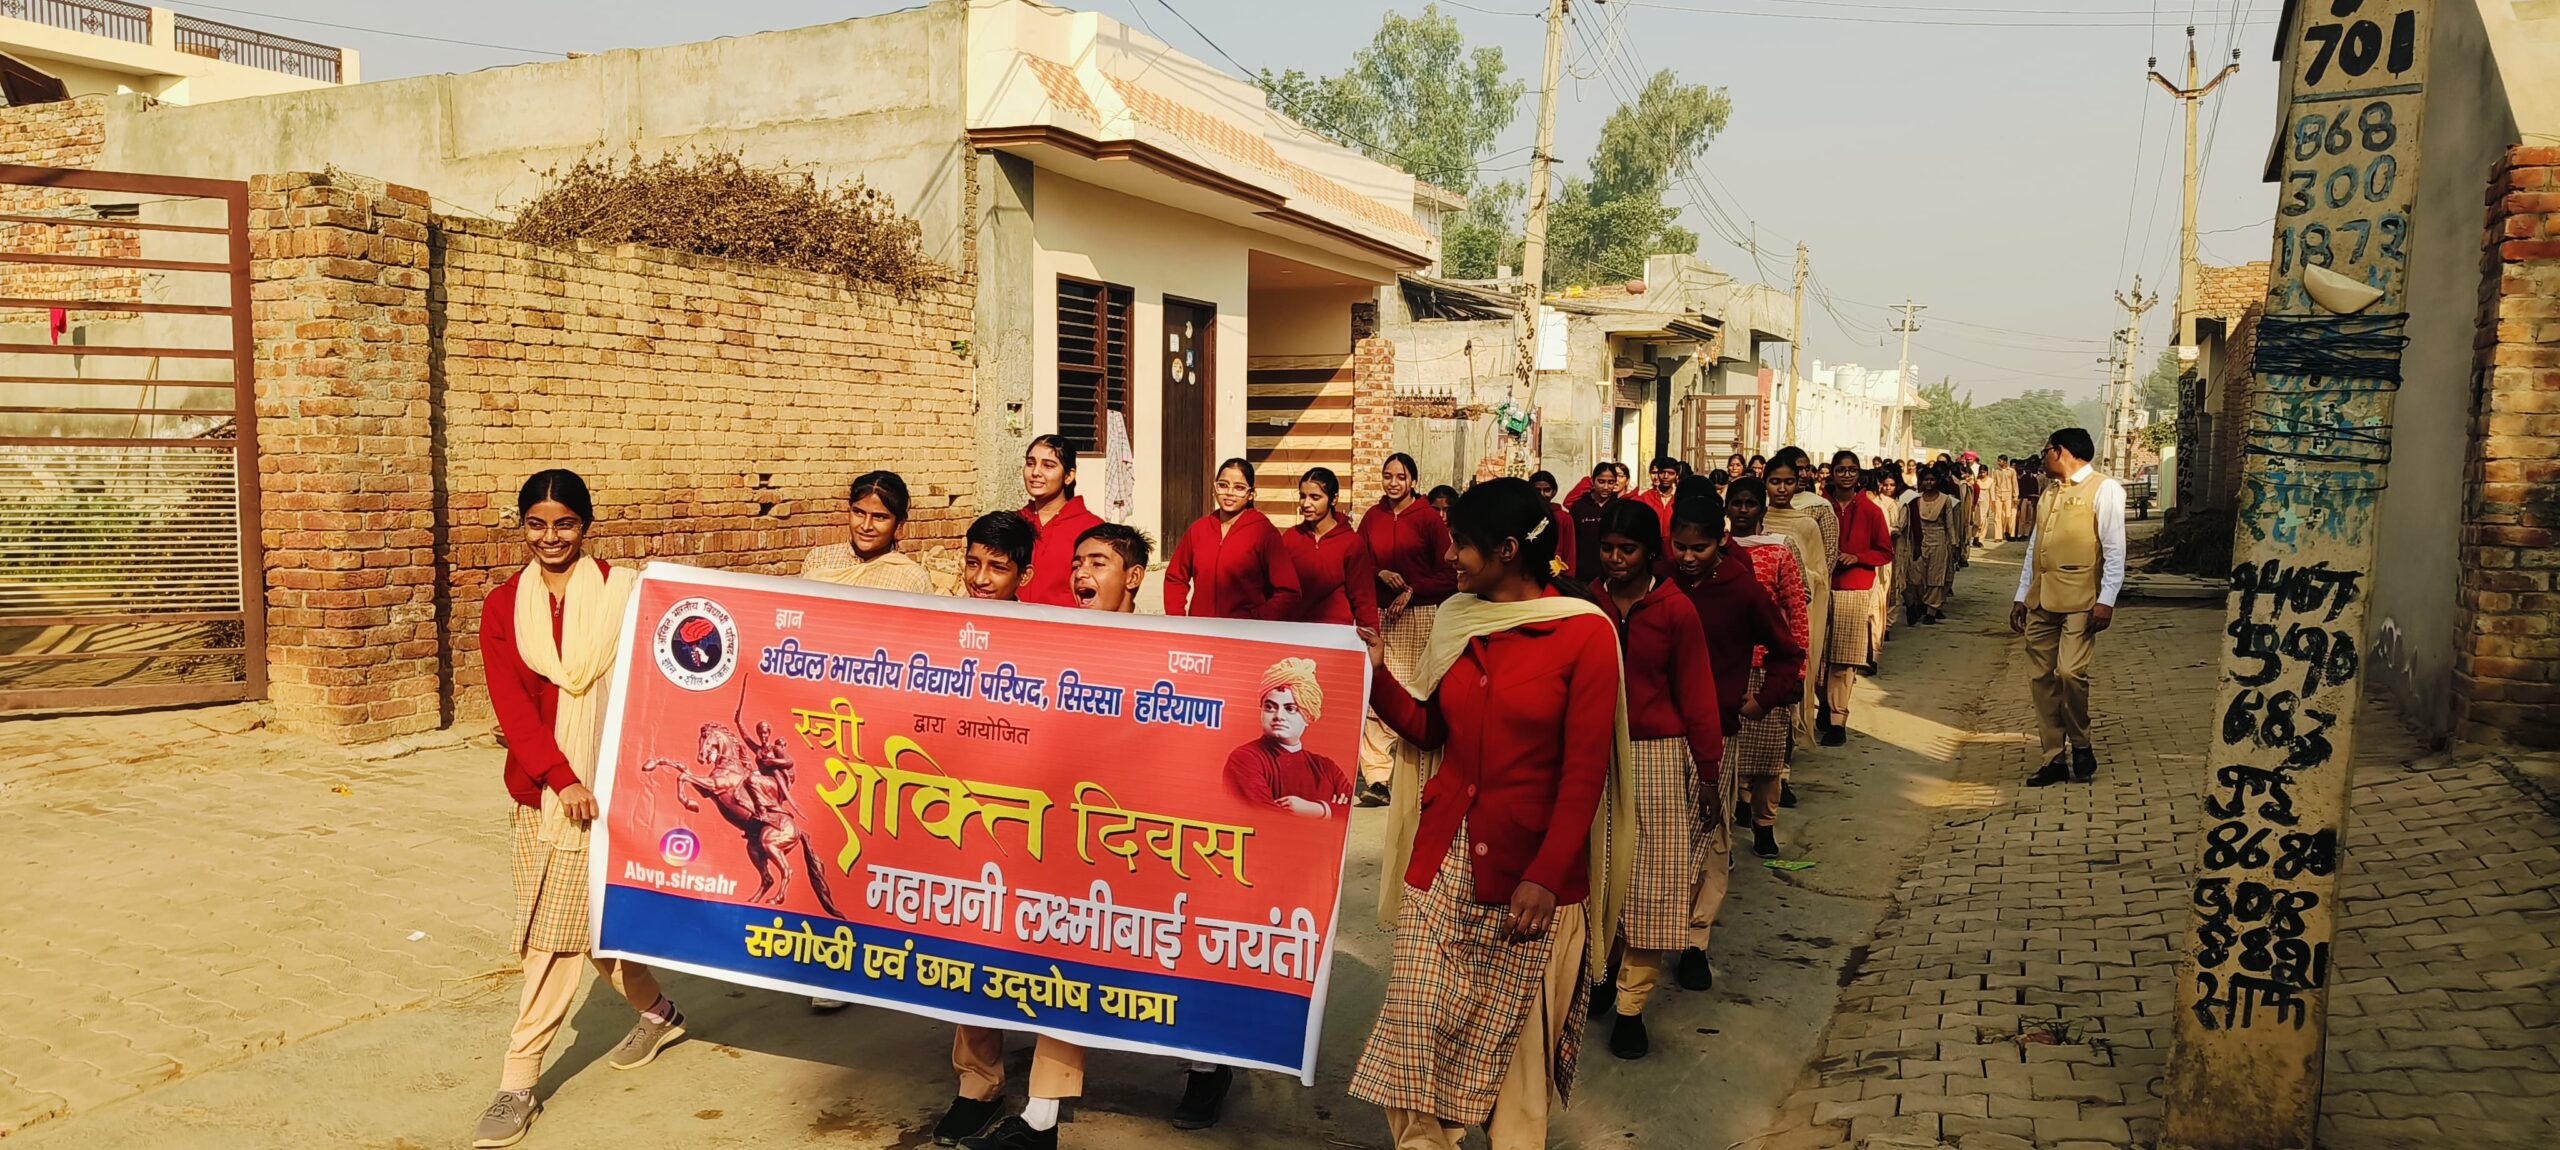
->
xmin=2454 ymin=145 xmax=2560 ymax=750
xmin=0 ymin=97 xmax=140 ymax=313
xmin=1350 ymin=336 xmax=1396 ymax=507
xmin=434 ymin=218 xmax=976 ymax=719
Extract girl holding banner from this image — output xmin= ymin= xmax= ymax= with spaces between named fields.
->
xmin=1163 ymin=457 xmax=1303 ymax=620
xmin=1583 ymin=499 xmax=1724 ymax=1062
xmin=470 ymin=470 xmax=687 ymax=1150
xmin=1352 ymin=478 xmax=1634 ymax=1150
xmin=1355 ymin=452 xmax=1454 ymax=807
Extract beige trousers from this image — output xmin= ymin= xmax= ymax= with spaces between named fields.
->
xmin=1689 ymin=762 xmax=1738 ymax=952
xmin=953 ymin=1026 xmax=1086 ymax=1100
xmin=1383 ymin=904 xmax=1587 ymax=1150
xmin=2023 ymin=607 xmax=2096 ymax=759
xmin=503 ymin=949 xmax=663 ymax=1091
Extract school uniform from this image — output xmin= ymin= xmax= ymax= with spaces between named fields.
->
xmin=1723 ymin=538 xmax=1810 ymax=804
xmin=800 ymin=544 xmax=935 ymax=592
xmin=1824 ymin=492 xmax=1895 ymax=672
xmin=1357 ymin=497 xmax=1456 ymax=787
xmin=1283 ymin=513 xmax=1381 ymax=632
xmin=1635 ymin=488 xmax=1677 ymax=538
xmin=1351 ymin=596 xmax=1623 ymax=1150
xmin=1597 ymin=580 xmax=1725 ymax=1016
xmin=1566 ymin=491 xmax=1613 ymax=581
xmin=1673 ymin=541 xmax=1805 ymax=960
xmin=1163 ymin=510 xmax=1304 ymax=620
xmin=1019 ymin=495 xmax=1105 ymax=608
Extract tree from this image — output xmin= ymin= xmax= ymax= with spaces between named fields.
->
xmin=1544 ymin=70 xmax=1729 ymax=288
xmin=1912 ymin=378 xmax=1976 ymax=451
xmin=2140 ymin=348 xmax=2181 ymax=417
xmin=1258 ymin=5 xmax=1525 ymax=196
xmin=1914 ymin=381 xmax=2081 ymax=461
xmin=1441 ymin=179 xmax=1520 ymax=280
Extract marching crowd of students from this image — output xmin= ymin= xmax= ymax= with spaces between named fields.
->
xmin=469 ymin=430 xmax=2068 ymax=1150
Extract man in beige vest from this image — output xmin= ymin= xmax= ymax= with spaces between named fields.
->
xmin=2008 ymin=428 xmax=2126 ymax=786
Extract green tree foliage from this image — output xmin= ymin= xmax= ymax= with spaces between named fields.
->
xmin=1911 ymin=378 xmax=2086 ymax=461
xmin=1442 ymin=179 xmax=1520 ymax=280
xmin=2141 ymin=348 xmax=2181 ymax=417
xmin=1544 ymin=71 xmax=1728 ymax=288
xmin=1257 ymin=4 xmax=1524 ymax=195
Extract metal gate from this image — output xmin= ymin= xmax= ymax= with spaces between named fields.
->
xmin=1681 ymin=393 xmax=1760 ymax=466
xmin=0 ymin=164 xmax=262 ymax=711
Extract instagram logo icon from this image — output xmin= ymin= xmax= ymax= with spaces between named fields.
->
xmin=659 ymin=828 xmax=701 ymax=868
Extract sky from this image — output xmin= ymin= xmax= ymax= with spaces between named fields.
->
xmin=189 ymin=0 xmax=2289 ymax=405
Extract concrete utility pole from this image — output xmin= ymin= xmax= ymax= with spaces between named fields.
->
xmin=1889 ymin=298 xmax=1922 ymax=461
xmin=1786 ymin=242 xmax=1807 ymax=445
xmin=2108 ymin=279 xmax=2158 ymax=473
xmin=2161 ymin=3 xmax=2433 ymax=1147
xmin=2152 ymin=25 xmax=2241 ymax=352
xmin=1513 ymin=0 xmax=1570 ymax=410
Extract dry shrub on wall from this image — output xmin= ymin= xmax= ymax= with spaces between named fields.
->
xmin=506 ymin=149 xmax=942 ymax=296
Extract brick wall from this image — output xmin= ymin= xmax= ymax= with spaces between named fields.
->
xmin=0 ymin=97 xmax=140 ymax=314
xmin=1350 ymin=336 xmax=1395 ymax=507
xmin=2453 ymin=145 xmax=2560 ymax=750
xmin=432 ymin=219 xmax=976 ymax=720
xmin=248 ymin=171 xmax=439 ymax=742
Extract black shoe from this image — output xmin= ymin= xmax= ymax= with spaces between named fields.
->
xmin=1819 ymin=723 xmax=1847 ymax=747
xmin=1586 ymin=972 xmax=1619 ymax=1020
xmin=1609 ymin=1012 xmax=1650 ymax=1060
xmin=934 ymin=1097 xmax=1003 ymax=1146
xmin=1171 ymin=1065 xmax=1232 ymax=1130
xmin=1752 ymin=825 xmax=1779 ymax=858
xmin=1779 ymin=782 xmax=1798 ymax=809
xmin=1355 ymin=781 xmax=1389 ymax=808
xmin=1676 ymin=947 xmax=1713 ymax=991
xmin=1734 ymin=800 xmax=1751 ymax=827
xmin=2026 ymin=757 xmax=2072 ymax=788
xmin=2071 ymin=745 xmax=2098 ymax=781
xmin=1920 ymin=612 xmax=1941 ymax=625
xmin=959 ymin=1117 xmax=1056 ymax=1150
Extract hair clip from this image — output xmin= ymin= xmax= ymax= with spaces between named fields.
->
xmin=1549 ymin=557 xmax=1569 ymax=577
xmin=1525 ymin=517 xmax=1549 ymax=541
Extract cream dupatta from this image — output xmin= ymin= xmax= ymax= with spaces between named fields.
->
xmin=1375 ymin=592 xmax=1637 ymax=978
xmin=511 ymin=557 xmax=640 ymax=851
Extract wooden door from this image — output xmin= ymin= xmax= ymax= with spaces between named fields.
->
xmin=1159 ymin=297 xmax=1215 ymax=533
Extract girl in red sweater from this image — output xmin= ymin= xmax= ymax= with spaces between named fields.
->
xmin=1283 ymin=467 xmax=1380 ymax=632
xmin=1587 ymin=499 xmax=1725 ymax=1061
xmin=1350 ymin=477 xmax=1633 ymax=1150
xmin=1819 ymin=450 xmax=1896 ymax=746
xmin=1018 ymin=435 xmax=1105 ymax=608
xmin=472 ymin=470 xmax=683 ymax=1149
xmin=1354 ymin=451 xmax=1455 ymax=805
xmin=1163 ymin=457 xmax=1302 ymax=620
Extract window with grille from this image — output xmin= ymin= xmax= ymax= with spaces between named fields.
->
xmin=1057 ymin=276 xmax=1134 ymax=453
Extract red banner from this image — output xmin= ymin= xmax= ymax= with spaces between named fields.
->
xmin=589 ymin=564 xmax=1369 ymax=1080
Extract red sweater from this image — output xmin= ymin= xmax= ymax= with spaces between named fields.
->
xmin=1673 ymin=541 xmax=1806 ymax=732
xmin=1368 ymin=595 xmax=1619 ymax=905
xmin=1020 ymin=495 xmax=1106 ymax=608
xmin=1636 ymin=488 xmax=1677 ymax=537
xmin=1598 ymin=579 xmax=1725 ymax=779
xmin=481 ymin=560 xmax=607 ymax=808
xmin=1827 ymin=491 xmax=1895 ymax=591
xmin=1163 ymin=511 xmax=1303 ymax=621
xmin=1358 ymin=497 xmax=1456 ymax=608
xmin=1222 ymin=739 xmax=1354 ymax=812
xmin=1566 ymin=492 xmax=1613 ymax=581
xmin=1283 ymin=514 xmax=1380 ymax=631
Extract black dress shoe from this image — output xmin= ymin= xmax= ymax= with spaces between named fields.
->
xmin=934 ymin=1097 xmax=1003 ymax=1146
xmin=959 ymin=1117 xmax=1056 ymax=1150
xmin=1752 ymin=826 xmax=1779 ymax=858
xmin=1819 ymin=723 xmax=1847 ymax=747
xmin=1586 ymin=972 xmax=1619 ymax=1020
xmin=1609 ymin=1012 xmax=1650 ymax=1059
xmin=1676 ymin=947 xmax=1713 ymax=991
xmin=2026 ymin=758 xmax=2072 ymax=788
xmin=1779 ymin=782 xmax=1798 ymax=808
xmin=1171 ymin=1065 xmax=1232 ymax=1130
xmin=1355 ymin=781 xmax=1389 ymax=808
xmin=2071 ymin=745 xmax=2098 ymax=781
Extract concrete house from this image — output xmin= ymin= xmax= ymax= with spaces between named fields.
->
xmin=45 ymin=0 xmax=1433 ymax=545
xmin=0 ymin=0 xmax=353 ymax=105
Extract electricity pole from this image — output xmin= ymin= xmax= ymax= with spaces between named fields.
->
xmin=2109 ymin=279 xmax=2159 ymax=474
xmin=2151 ymin=26 xmax=2240 ymax=353
xmin=1890 ymin=298 xmax=1923 ymax=461
xmin=1514 ymin=0 xmax=1570 ymax=411
xmin=1786 ymin=243 xmax=1807 ymax=446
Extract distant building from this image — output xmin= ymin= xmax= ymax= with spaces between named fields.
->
xmin=0 ymin=1 xmax=353 ymax=105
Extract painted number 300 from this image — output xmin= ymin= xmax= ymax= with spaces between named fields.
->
xmin=2299 ymin=5 xmax=2417 ymax=87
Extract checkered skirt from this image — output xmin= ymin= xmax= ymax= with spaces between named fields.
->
xmin=510 ymin=804 xmax=592 ymax=956
xmin=1621 ymin=737 xmax=1708 ymax=951
xmin=1828 ymin=587 xmax=1876 ymax=667
xmin=1362 ymin=603 xmax=1439 ymax=776
xmin=1723 ymin=669 xmax=1792 ymax=781
xmin=1349 ymin=826 xmax=1590 ymax=1123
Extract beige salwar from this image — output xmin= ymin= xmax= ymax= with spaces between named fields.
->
xmin=952 ymin=1027 xmax=1087 ymax=1101
xmin=502 ymin=807 xmax=663 ymax=1090
xmin=1360 ymin=603 xmax=1437 ymax=786
xmin=503 ymin=948 xmax=664 ymax=1090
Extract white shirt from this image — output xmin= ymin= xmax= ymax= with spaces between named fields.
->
xmin=2013 ymin=463 xmax=2127 ymax=608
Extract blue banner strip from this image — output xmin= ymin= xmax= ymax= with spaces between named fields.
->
xmin=599 ymin=884 xmax=1314 ymax=1071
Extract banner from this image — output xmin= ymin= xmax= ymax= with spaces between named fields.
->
xmin=588 ymin=564 xmax=1370 ymax=1082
